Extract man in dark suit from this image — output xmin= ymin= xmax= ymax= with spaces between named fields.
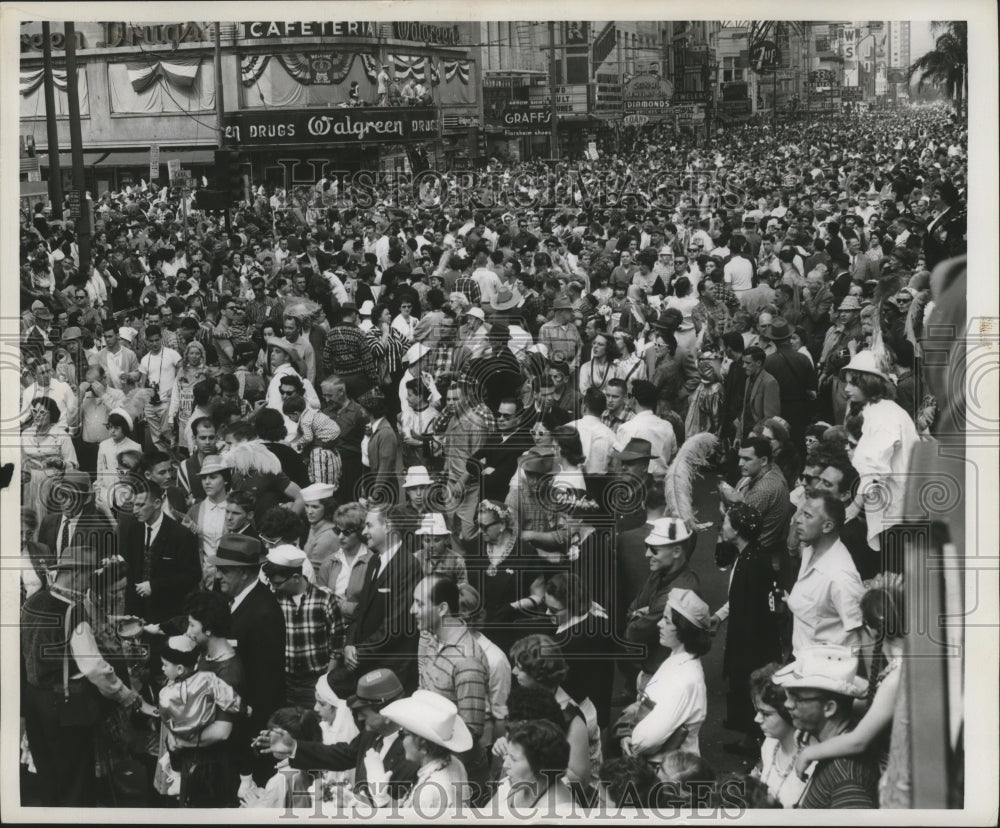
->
xmin=763 ymin=318 xmax=818 ymax=452
xmin=267 ymin=669 xmax=419 ymax=806
xmin=214 ymin=533 xmax=286 ymax=786
xmin=38 ymin=471 xmax=116 ymax=562
xmin=738 ymin=346 xmax=781 ymax=442
xmin=470 ymin=397 xmax=533 ymax=502
xmin=345 ymin=506 xmax=422 ymax=693
xmin=468 ymin=322 xmax=523 ymax=413
xmin=358 ymin=390 xmax=404 ymax=507
xmin=123 ymin=480 xmax=200 ymax=624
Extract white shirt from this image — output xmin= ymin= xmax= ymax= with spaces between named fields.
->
xmin=786 ymin=538 xmax=865 ymax=657
xmin=570 ymin=415 xmax=617 ymax=475
xmin=391 ymin=313 xmax=417 ymax=342
xmin=723 ymin=257 xmax=754 ymax=293
xmin=474 ymin=632 xmax=512 ymax=721
xmin=614 ymin=410 xmax=677 ymax=478
xmin=139 ymin=347 xmax=182 ymax=397
xmin=198 ymin=497 xmax=228 ymax=559
xmin=630 ymin=651 xmax=706 ymax=756
xmin=230 ymin=577 xmax=259 ymax=613
xmin=376 ymin=539 xmax=401 ymax=577
xmin=471 ymin=267 xmax=502 ymax=306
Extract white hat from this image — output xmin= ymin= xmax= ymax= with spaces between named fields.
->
xmin=644 ymin=517 xmax=693 ymax=546
xmin=380 ymin=689 xmax=473 ymax=753
xmin=840 ymin=350 xmax=891 ymax=383
xmin=118 ymin=325 xmax=137 ymax=343
xmin=773 ymin=645 xmax=869 ymax=698
xmin=415 ymin=512 xmax=450 ymax=536
xmin=464 ymin=307 xmax=486 ymax=322
xmin=108 ymin=407 xmax=134 ymax=432
xmin=301 ymin=482 xmax=336 ymax=503
xmin=665 ymin=588 xmax=712 ymax=630
xmin=403 ymin=465 xmax=434 ymax=488
xmin=405 ymin=342 xmax=430 ymax=365
xmin=266 ymin=544 xmax=307 ymax=568
xmin=359 ymin=300 xmax=375 ymax=316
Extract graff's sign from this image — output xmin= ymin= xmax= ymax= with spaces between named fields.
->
xmin=101 ymin=22 xmax=210 ymax=48
xmin=392 ymin=22 xmax=462 ymax=45
xmin=222 ymin=107 xmax=440 ymax=145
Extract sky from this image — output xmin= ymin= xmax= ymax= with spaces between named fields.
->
xmin=909 ymin=21 xmax=936 ymax=60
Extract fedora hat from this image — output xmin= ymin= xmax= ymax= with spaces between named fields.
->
xmin=837 ymin=295 xmax=862 ymax=312
xmin=490 ymin=285 xmax=523 ymax=311
xmin=60 ymin=326 xmax=83 ymax=342
xmin=402 ymin=465 xmax=434 ymax=488
xmin=551 ymin=295 xmax=573 ymax=311
xmin=347 ymin=668 xmax=405 ymax=710
xmin=762 ymin=317 xmax=793 ymax=341
xmin=33 ymin=306 xmax=53 ymax=320
xmin=381 ymin=690 xmax=473 ymax=753
xmin=196 ymin=455 xmax=228 ymax=477
xmin=415 ymin=512 xmax=450 ymax=536
xmin=616 ymin=438 xmax=653 ymax=462
xmin=773 ymin=645 xmax=869 ymax=698
xmin=213 ymin=534 xmax=264 ymax=567
xmin=645 ymin=517 xmax=693 ymax=547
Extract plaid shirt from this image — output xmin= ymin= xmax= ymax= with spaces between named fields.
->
xmin=431 ymin=340 xmax=458 ymax=383
xmin=454 ymin=276 xmax=481 ymax=306
xmin=417 ymin=625 xmax=489 ymax=737
xmin=276 ymin=582 xmax=345 ymax=676
xmin=323 ymin=324 xmax=377 ymax=380
xmin=601 ymin=407 xmax=635 ymax=435
xmin=244 ymin=296 xmax=282 ymax=328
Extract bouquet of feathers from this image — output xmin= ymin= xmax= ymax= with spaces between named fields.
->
xmin=663 ymin=432 xmax=719 ymax=535
xmin=222 ymin=440 xmax=282 ymax=477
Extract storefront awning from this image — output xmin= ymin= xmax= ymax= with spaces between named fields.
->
xmin=41 ymin=148 xmax=216 ymax=167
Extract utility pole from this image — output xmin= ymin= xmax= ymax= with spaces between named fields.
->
xmin=63 ymin=22 xmax=90 ymax=282
xmin=214 ymin=22 xmax=233 ymax=235
xmin=548 ymin=21 xmax=560 ymax=159
xmin=41 ymin=22 xmax=63 ymax=219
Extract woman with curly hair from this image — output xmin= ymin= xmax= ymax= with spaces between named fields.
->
xmin=747 ymin=662 xmax=810 ymax=807
xmin=488 ymin=719 xmax=578 ymax=815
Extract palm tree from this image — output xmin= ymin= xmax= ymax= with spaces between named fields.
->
xmin=907 ymin=21 xmax=967 ymax=112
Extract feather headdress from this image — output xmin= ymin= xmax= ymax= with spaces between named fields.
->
xmin=222 ymin=441 xmax=282 ymax=477
xmin=663 ymin=432 xmax=718 ymax=532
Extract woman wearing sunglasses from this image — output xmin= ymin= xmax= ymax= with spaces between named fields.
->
xmin=314 ymin=501 xmax=373 ymax=625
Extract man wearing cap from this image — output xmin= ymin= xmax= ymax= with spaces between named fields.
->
xmin=621 ymin=517 xmax=701 ymax=699
xmin=818 ymin=296 xmax=863 ymax=424
xmin=23 ymin=302 xmax=56 ymax=363
xmin=763 ymin=317 xmax=817 ymax=451
xmin=215 ymin=533 xmax=287 ymax=785
xmin=262 ymin=544 xmax=345 ymax=708
xmin=538 ymin=296 xmax=582 ymax=370
xmin=21 ymin=545 xmax=152 ymax=805
xmin=93 ymin=326 xmax=139 ymax=391
xmin=613 ymin=379 xmax=677 ymax=482
xmin=269 ymin=668 xmax=419 ymax=805
xmin=773 ymin=646 xmax=878 ymax=808
xmin=398 ymin=342 xmax=442 ymax=423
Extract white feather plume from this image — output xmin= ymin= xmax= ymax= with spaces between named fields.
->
xmin=663 ymin=432 xmax=718 ymax=531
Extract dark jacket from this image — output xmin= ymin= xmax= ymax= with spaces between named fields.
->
xmin=346 ymin=545 xmax=423 ymax=692
xmin=470 ymin=428 xmax=533 ymax=502
xmin=123 ymin=515 xmax=200 ymax=623
xmin=721 ymin=542 xmax=782 ymax=680
xmin=291 ymin=728 xmax=418 ymax=804
xmin=39 ymin=506 xmax=117 ymax=562
xmin=230 ymin=581 xmax=287 ymax=728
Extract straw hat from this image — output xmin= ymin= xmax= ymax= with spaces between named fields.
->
xmin=773 ymin=645 xmax=869 ymax=698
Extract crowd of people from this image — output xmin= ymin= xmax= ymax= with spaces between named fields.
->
xmin=18 ymin=102 xmax=966 ymax=813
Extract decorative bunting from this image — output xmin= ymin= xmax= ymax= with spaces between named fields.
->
xmin=20 ymin=68 xmax=68 ymax=96
xmin=243 ymin=53 xmax=375 ymax=86
xmin=124 ymin=56 xmax=201 ymax=94
xmin=241 ymin=54 xmax=271 ymax=87
xmin=360 ymin=53 xmax=379 ymax=82
xmin=391 ymin=54 xmax=428 ymax=82
xmin=443 ymin=59 xmax=471 ymax=85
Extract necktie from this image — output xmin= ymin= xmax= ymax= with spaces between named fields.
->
xmin=143 ymin=525 xmax=153 ymax=581
xmin=372 ymin=734 xmax=385 ymax=753
xmin=60 ymin=517 xmax=71 ymax=556
xmin=367 ymin=553 xmax=382 ymax=589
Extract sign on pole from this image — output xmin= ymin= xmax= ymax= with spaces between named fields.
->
xmin=149 ymin=144 xmax=160 ymax=180
xmin=167 ymin=158 xmax=181 ymax=180
xmin=66 ymin=189 xmax=82 ymax=219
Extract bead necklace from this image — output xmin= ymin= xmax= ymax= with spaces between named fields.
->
xmin=765 ymin=739 xmax=802 ymax=794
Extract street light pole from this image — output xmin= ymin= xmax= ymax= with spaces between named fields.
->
xmin=548 ymin=21 xmax=560 ymax=159
xmin=63 ymin=22 xmax=91 ymax=283
xmin=41 ymin=22 xmax=63 ymax=219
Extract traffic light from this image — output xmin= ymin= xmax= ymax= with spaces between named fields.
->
xmin=194 ymin=188 xmax=229 ymax=215
xmin=214 ymin=149 xmax=245 ymax=204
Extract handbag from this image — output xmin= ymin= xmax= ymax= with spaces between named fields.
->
xmin=57 ymin=604 xmax=102 ymax=727
xmin=610 ymin=695 xmax=689 ymax=753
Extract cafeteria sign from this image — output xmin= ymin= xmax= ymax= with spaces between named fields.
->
xmin=222 ymin=107 xmax=440 ymax=146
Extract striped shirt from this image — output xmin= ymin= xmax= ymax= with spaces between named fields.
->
xmin=798 ymin=755 xmax=879 ymax=809
xmin=276 ymin=582 xmax=345 ymax=676
xmin=417 ymin=625 xmax=489 ymax=738
xmin=323 ymin=324 xmax=377 ymax=380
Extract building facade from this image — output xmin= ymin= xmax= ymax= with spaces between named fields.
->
xmin=20 ymin=20 xmax=483 ymax=193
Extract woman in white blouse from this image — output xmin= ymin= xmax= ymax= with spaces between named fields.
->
xmin=623 ymin=588 xmax=711 ymax=759
xmin=748 ymin=662 xmax=810 ymax=808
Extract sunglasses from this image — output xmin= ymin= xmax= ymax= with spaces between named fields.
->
xmin=477 ymin=520 xmax=499 ymax=529
xmin=331 ymin=526 xmax=355 ymax=536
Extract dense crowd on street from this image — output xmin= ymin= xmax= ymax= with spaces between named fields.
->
xmin=17 ymin=103 xmax=966 ymax=813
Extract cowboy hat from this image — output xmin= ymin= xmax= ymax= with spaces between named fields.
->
xmin=773 ymin=645 xmax=869 ymax=698
xmin=615 ymin=438 xmax=653 ymax=462
xmin=490 ymin=285 xmax=523 ymax=311
xmin=380 ymin=690 xmax=473 ymax=753
xmin=196 ymin=455 xmax=228 ymax=477
xmin=265 ymin=336 xmax=305 ymax=373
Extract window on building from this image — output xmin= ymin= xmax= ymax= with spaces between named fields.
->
xmin=721 ymin=57 xmax=744 ymax=83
